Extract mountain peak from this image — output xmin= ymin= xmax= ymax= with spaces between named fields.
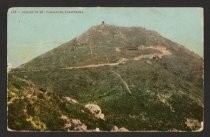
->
xmin=9 ymin=23 xmax=204 ymax=131
xmin=76 ymin=23 xmax=163 ymax=47
xmin=18 ymin=24 xmax=202 ymax=71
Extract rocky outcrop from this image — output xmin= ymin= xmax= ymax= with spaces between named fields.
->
xmin=85 ymin=104 xmax=105 ymax=120
xmin=111 ymin=125 xmax=129 ymax=132
xmin=63 ymin=96 xmax=78 ymax=104
xmin=185 ymin=118 xmax=202 ymax=131
xmin=61 ymin=114 xmax=87 ymax=131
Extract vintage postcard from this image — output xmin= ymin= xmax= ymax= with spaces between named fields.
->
xmin=7 ymin=7 xmax=204 ymax=132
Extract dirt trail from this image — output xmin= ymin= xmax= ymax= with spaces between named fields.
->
xmin=62 ymin=45 xmax=171 ymax=70
xmin=112 ymin=71 xmax=132 ymax=94
xmin=134 ymin=46 xmax=171 ymax=60
xmin=62 ymin=58 xmax=128 ymax=70
xmin=18 ymin=45 xmax=171 ymax=72
xmin=14 ymin=46 xmax=171 ymax=94
xmin=89 ymin=45 xmax=93 ymax=57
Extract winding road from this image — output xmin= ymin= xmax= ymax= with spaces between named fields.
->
xmin=17 ymin=45 xmax=171 ymax=72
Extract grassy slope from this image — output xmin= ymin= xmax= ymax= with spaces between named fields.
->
xmin=8 ymin=24 xmax=203 ymax=131
xmin=9 ymin=57 xmax=203 ymax=131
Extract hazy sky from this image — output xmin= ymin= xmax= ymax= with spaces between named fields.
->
xmin=8 ymin=7 xmax=203 ymax=68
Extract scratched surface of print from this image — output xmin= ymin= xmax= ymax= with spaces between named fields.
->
xmin=7 ymin=7 xmax=204 ymax=132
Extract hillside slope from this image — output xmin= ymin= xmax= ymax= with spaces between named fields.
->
xmin=8 ymin=23 xmax=203 ymax=131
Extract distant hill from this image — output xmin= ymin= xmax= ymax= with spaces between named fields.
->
xmin=8 ymin=23 xmax=203 ymax=131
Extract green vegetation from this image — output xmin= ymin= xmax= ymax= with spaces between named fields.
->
xmin=8 ymin=24 xmax=203 ymax=131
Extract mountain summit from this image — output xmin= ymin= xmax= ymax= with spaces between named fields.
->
xmin=8 ymin=23 xmax=203 ymax=131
